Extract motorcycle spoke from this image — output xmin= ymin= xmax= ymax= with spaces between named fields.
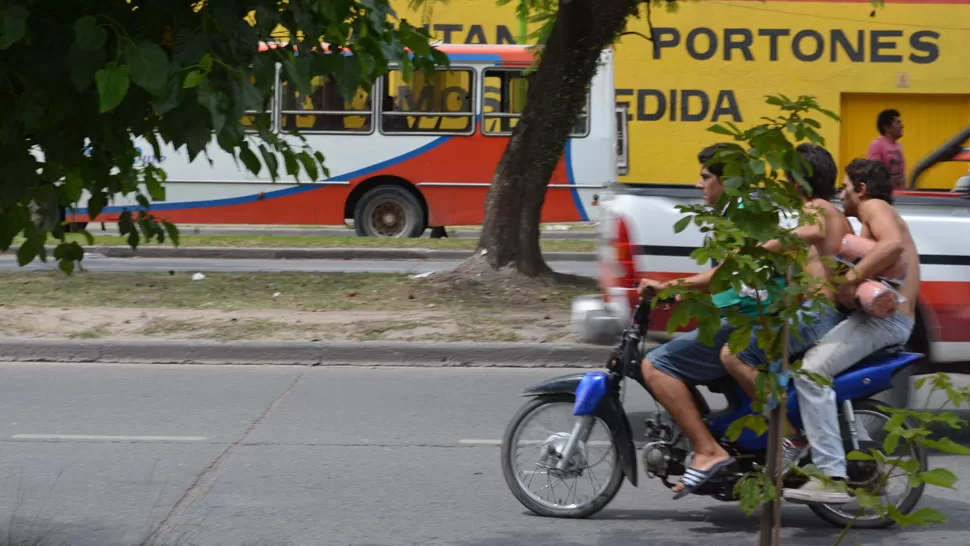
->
xmin=587 ymin=464 xmax=602 ymax=493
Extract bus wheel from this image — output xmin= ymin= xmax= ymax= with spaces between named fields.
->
xmin=353 ymin=186 xmax=426 ymax=238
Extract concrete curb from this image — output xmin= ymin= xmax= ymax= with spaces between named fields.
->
xmin=176 ymin=227 xmax=600 ymax=241
xmin=12 ymin=245 xmax=597 ymax=262
xmin=0 ymin=338 xmax=614 ymax=367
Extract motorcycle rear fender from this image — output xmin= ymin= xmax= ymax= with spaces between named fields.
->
xmin=522 ymin=373 xmax=639 ymax=487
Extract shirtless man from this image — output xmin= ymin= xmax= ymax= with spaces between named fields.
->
xmin=782 ymin=158 xmax=920 ymax=504
xmin=719 ymin=143 xmax=852 ymax=469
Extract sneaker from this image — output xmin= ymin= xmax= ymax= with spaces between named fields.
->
xmin=783 ymin=477 xmax=852 ymax=504
xmin=782 ymin=437 xmax=809 ymax=470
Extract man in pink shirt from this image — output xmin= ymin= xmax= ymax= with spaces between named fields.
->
xmin=867 ymin=109 xmax=906 ymax=189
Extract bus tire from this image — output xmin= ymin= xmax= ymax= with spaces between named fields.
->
xmin=353 ymin=185 xmax=426 ymax=238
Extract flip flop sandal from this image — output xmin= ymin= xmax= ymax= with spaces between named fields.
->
xmin=673 ymin=457 xmax=737 ymax=500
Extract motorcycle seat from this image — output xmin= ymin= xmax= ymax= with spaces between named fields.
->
xmin=702 ymin=345 xmax=907 ymax=395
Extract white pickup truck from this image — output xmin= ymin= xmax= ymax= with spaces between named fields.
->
xmin=573 ymin=127 xmax=970 ymax=377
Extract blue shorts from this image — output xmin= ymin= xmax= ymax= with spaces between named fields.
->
xmin=645 ymin=320 xmax=736 ymax=384
xmin=736 ymin=302 xmax=846 ymax=370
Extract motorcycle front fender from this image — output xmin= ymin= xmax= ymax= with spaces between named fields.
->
xmin=522 ymin=373 xmax=639 ymax=487
xmin=521 ymin=372 xmax=587 ymax=396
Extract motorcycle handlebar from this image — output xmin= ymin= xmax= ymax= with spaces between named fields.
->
xmin=631 ymin=287 xmax=676 ymax=334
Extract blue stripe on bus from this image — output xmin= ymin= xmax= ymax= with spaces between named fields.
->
xmin=564 ymin=140 xmax=588 ymax=222
xmin=70 ymin=136 xmax=452 ymax=215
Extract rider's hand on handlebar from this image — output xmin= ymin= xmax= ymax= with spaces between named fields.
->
xmin=637 ymin=278 xmax=664 ymax=297
xmin=637 ymin=278 xmax=679 ymax=307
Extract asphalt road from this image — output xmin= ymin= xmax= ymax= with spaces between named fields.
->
xmin=0 ymin=255 xmax=598 ymax=277
xmin=0 ymin=362 xmax=968 ymax=546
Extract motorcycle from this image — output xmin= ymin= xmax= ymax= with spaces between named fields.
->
xmin=500 ymin=293 xmax=928 ymax=528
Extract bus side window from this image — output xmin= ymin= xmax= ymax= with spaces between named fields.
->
xmin=279 ymin=76 xmax=373 ymax=134
xmin=482 ymin=69 xmax=589 ymax=137
xmin=381 ymin=68 xmax=475 ymax=135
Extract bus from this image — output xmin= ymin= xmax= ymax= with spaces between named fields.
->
xmin=67 ymin=43 xmax=624 ymax=238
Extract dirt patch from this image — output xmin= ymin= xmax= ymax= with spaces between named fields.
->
xmin=427 ymin=252 xmax=599 ymax=297
xmin=0 ymin=307 xmax=575 ymax=343
xmin=0 ymin=270 xmax=588 ymax=343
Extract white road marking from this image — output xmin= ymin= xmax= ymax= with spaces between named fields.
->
xmin=458 ymin=439 xmax=503 ymax=446
xmin=458 ymin=439 xmax=612 ymax=447
xmin=11 ymin=434 xmax=208 ymax=442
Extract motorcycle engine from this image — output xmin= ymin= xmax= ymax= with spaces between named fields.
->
xmin=642 ymin=442 xmax=670 ymax=478
xmin=642 ymin=413 xmax=680 ymax=479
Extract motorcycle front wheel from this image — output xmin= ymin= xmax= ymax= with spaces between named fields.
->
xmin=500 ymin=393 xmax=625 ymax=518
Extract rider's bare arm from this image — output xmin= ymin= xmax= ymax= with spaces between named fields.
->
xmin=638 ymin=265 xmax=720 ymax=297
xmin=759 ymin=202 xmax=830 ymax=253
xmin=846 ymin=200 xmax=905 ymax=283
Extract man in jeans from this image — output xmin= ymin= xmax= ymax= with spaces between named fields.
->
xmin=719 ymin=143 xmax=852 ymax=470
xmin=637 ymin=142 xmax=787 ymax=499
xmin=783 ymin=159 xmax=920 ymax=504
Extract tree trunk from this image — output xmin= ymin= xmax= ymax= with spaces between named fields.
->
xmin=476 ymin=0 xmax=638 ymax=277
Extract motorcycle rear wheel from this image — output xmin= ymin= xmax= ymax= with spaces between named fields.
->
xmin=808 ymin=398 xmax=928 ymax=529
xmin=500 ymin=394 xmax=625 ymax=518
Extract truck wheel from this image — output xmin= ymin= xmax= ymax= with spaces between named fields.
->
xmin=353 ymin=185 xmax=425 ymax=238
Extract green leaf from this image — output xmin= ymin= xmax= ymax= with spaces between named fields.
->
xmin=183 ymin=70 xmax=205 ymax=89
xmin=259 ymin=145 xmax=280 ymax=179
xmin=118 ymin=212 xmax=139 ymax=250
xmin=239 ymin=145 xmax=261 ymax=176
xmin=87 ymin=192 xmax=107 ymax=220
xmin=198 ymin=81 xmax=227 ymax=134
xmin=673 ymin=216 xmax=691 ymax=234
xmin=283 ymin=150 xmax=299 ymax=178
xmin=884 ymin=412 xmax=906 ymax=432
xmin=73 ymin=15 xmax=106 ymax=51
xmin=923 ymin=437 xmax=970 ymax=455
xmin=126 ymin=40 xmax=169 ymax=93
xmin=163 ymin=221 xmax=180 ymax=247
xmin=846 ymin=450 xmax=874 ymax=461
xmin=63 ymin=171 xmax=84 ymax=204
xmin=0 ymin=5 xmax=29 ymax=50
xmin=58 ymin=258 xmax=75 ymax=275
xmin=883 ymin=431 xmax=901 ymax=455
xmin=67 ymin=42 xmax=105 ymax=91
xmin=726 ymin=414 xmax=766 ymax=441
xmin=95 ymin=65 xmax=131 ymax=113
xmin=853 ymin=490 xmax=881 ymax=510
xmin=707 ymin=124 xmax=735 ymax=136
xmin=16 ymin=233 xmax=41 ymax=266
xmin=904 ymin=507 xmax=948 ymax=526
xmin=152 ymin=77 xmax=182 ymax=116
xmin=727 ymin=323 xmax=753 ymax=355
xmin=53 ymin=241 xmax=84 ymax=275
xmin=184 ymin=121 xmax=211 ymax=162
xmin=199 ymin=53 xmax=214 ymax=73
xmin=297 ymin=151 xmax=319 ymax=182
xmin=919 ymin=468 xmax=958 ymax=489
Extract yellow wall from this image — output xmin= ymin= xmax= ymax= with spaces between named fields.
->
xmin=840 ymin=93 xmax=970 ymax=189
xmin=388 ymin=0 xmax=970 ymax=189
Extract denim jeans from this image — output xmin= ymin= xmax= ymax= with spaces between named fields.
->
xmin=736 ymin=301 xmax=845 ymax=369
xmin=794 ymin=311 xmax=915 ymax=478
